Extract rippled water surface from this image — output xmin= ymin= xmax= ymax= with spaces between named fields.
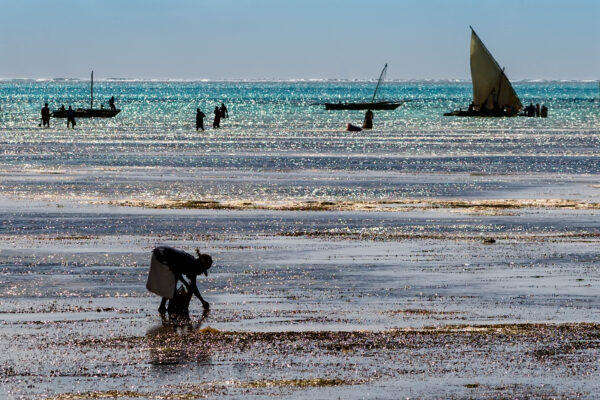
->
xmin=1 ymin=80 xmax=599 ymax=203
xmin=1 ymin=81 xmax=600 ymax=399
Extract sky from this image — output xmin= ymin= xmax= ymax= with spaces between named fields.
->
xmin=0 ymin=0 xmax=598 ymax=80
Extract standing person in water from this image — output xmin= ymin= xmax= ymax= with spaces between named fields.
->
xmin=219 ymin=102 xmax=229 ymax=119
xmin=41 ymin=103 xmax=51 ymax=128
xmin=66 ymin=106 xmax=76 ymax=128
xmin=196 ymin=108 xmax=206 ymax=131
xmin=213 ymin=106 xmax=221 ymax=128
xmin=362 ymin=109 xmax=373 ymax=129
xmin=147 ymin=246 xmax=212 ymax=315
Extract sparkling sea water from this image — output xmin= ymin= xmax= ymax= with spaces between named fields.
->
xmin=0 ymin=80 xmax=598 ymax=204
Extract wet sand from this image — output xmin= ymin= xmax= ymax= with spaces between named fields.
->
xmin=2 ymin=195 xmax=600 ymax=398
xmin=7 ymin=321 xmax=600 ymax=399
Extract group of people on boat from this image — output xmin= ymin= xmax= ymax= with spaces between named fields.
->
xmin=196 ymin=102 xmax=228 ymax=131
xmin=462 ymin=100 xmax=548 ymax=118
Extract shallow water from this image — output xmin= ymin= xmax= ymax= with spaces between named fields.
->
xmin=1 ymin=81 xmax=600 ymax=398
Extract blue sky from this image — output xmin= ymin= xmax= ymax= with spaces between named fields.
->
xmin=0 ymin=0 xmax=598 ymax=80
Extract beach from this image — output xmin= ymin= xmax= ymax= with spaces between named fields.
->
xmin=1 ymin=80 xmax=600 ymax=398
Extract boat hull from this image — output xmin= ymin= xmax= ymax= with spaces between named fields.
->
xmin=443 ymin=109 xmax=518 ymax=117
xmin=325 ymin=101 xmax=403 ymax=110
xmin=51 ymin=109 xmax=121 ymax=118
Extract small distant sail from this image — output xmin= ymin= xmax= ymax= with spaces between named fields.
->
xmin=470 ymin=28 xmax=522 ymax=112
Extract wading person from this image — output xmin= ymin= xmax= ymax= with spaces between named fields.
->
xmin=196 ymin=108 xmax=206 ymax=131
xmin=66 ymin=106 xmax=76 ymax=128
xmin=41 ymin=103 xmax=50 ymax=128
xmin=362 ymin=109 xmax=373 ymax=129
xmin=146 ymin=246 xmax=212 ymax=315
xmin=219 ymin=102 xmax=228 ymax=119
xmin=213 ymin=106 xmax=220 ymax=129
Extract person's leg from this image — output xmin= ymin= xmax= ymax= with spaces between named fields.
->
xmin=158 ymin=297 xmax=168 ymax=314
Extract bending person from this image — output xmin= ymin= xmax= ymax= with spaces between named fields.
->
xmin=147 ymin=246 xmax=212 ymax=315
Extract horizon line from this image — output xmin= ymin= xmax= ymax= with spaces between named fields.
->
xmin=1 ymin=77 xmax=599 ymax=84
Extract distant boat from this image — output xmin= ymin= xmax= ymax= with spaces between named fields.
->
xmin=324 ymin=64 xmax=404 ymax=110
xmin=444 ymin=27 xmax=523 ymax=117
xmin=52 ymin=71 xmax=121 ymax=118
xmin=325 ymin=101 xmax=404 ymax=110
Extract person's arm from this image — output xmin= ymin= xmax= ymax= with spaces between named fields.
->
xmin=174 ymin=273 xmax=210 ymax=309
xmin=189 ymin=278 xmax=210 ymax=309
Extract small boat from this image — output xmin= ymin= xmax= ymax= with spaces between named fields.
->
xmin=51 ymin=108 xmax=120 ymax=118
xmin=444 ymin=27 xmax=523 ymax=117
xmin=52 ymin=71 xmax=121 ymax=118
xmin=326 ymin=101 xmax=404 ymax=110
xmin=324 ymin=64 xmax=404 ymax=111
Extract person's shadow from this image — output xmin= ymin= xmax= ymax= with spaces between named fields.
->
xmin=146 ymin=309 xmax=212 ymax=368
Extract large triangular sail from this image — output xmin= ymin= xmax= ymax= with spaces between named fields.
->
xmin=470 ymin=27 xmax=522 ymax=112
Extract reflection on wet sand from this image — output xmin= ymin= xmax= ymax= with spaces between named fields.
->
xmin=147 ymin=310 xmax=212 ymax=367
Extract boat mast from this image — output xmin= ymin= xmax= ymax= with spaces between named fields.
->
xmin=371 ymin=63 xmax=388 ymax=103
xmin=90 ymin=71 xmax=94 ymax=109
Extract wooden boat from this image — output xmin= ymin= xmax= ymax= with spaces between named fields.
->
xmin=324 ymin=64 xmax=404 ymax=111
xmin=444 ymin=27 xmax=523 ymax=117
xmin=51 ymin=108 xmax=120 ymax=118
xmin=444 ymin=109 xmax=516 ymax=117
xmin=326 ymin=101 xmax=403 ymax=110
xmin=52 ymin=71 xmax=121 ymax=118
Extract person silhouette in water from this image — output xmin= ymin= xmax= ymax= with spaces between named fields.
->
xmin=362 ymin=109 xmax=373 ymax=129
xmin=41 ymin=103 xmax=50 ymax=128
xmin=108 ymin=96 xmax=116 ymax=110
xmin=213 ymin=106 xmax=221 ymax=128
xmin=66 ymin=106 xmax=76 ymax=128
xmin=151 ymin=246 xmax=212 ymax=314
xmin=196 ymin=108 xmax=206 ymax=131
xmin=220 ymin=102 xmax=229 ymax=119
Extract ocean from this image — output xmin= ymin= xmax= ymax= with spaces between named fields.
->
xmin=1 ymin=80 xmax=600 ymax=398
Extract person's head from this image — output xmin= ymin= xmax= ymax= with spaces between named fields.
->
xmin=45 ymin=103 xmax=48 ymax=107
xmin=68 ymin=106 xmax=72 ymax=110
xmin=221 ymin=103 xmax=225 ymax=106
xmin=197 ymin=108 xmax=200 ymax=112
xmin=195 ymin=248 xmax=212 ymax=276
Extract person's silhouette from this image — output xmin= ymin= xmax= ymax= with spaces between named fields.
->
xmin=362 ymin=109 xmax=373 ymax=129
xmin=219 ymin=103 xmax=228 ymax=119
xmin=41 ymin=103 xmax=50 ymax=128
xmin=147 ymin=246 xmax=212 ymax=315
xmin=196 ymin=108 xmax=206 ymax=131
xmin=213 ymin=106 xmax=221 ymax=128
xmin=66 ymin=106 xmax=76 ymax=128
